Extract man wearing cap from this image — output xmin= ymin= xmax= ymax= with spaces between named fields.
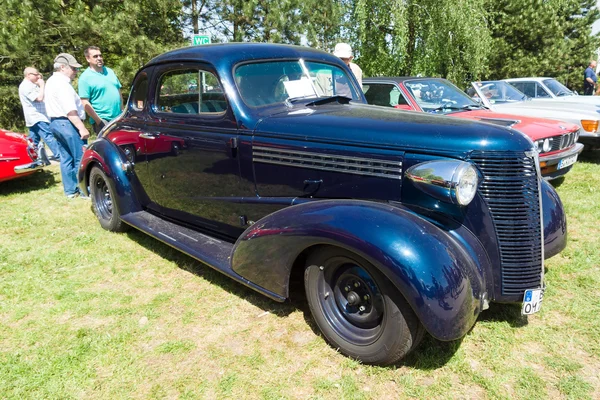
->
xmin=18 ymin=66 xmax=62 ymax=161
xmin=45 ymin=53 xmax=90 ymax=198
xmin=333 ymin=43 xmax=363 ymax=87
xmin=78 ymin=46 xmax=122 ymax=133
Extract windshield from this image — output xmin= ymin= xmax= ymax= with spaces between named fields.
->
xmin=543 ymin=78 xmax=574 ymax=97
xmin=403 ymin=78 xmax=479 ymax=114
xmin=477 ymin=81 xmax=528 ymax=103
xmin=234 ymin=60 xmax=361 ymax=107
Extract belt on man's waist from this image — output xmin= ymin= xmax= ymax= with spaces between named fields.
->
xmin=50 ymin=117 xmax=69 ymax=121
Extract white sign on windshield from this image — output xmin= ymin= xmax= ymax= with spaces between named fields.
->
xmin=283 ymin=78 xmax=316 ymax=99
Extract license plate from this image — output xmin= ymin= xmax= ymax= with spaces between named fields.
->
xmin=522 ymin=288 xmax=544 ymax=315
xmin=557 ymin=154 xmax=577 ymax=170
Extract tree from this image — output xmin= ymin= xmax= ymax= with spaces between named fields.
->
xmin=350 ymin=0 xmax=491 ymax=85
xmin=486 ymin=0 xmax=600 ymax=91
xmin=0 ymin=0 xmax=185 ymax=130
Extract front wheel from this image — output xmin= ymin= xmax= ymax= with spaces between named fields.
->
xmin=305 ymin=247 xmax=424 ymax=365
xmin=89 ymin=166 xmax=128 ymax=232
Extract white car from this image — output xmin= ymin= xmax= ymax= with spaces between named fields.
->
xmin=504 ymin=77 xmax=600 ymax=107
xmin=468 ymin=80 xmax=600 ymax=149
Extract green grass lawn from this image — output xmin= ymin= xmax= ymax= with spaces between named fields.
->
xmin=1 ymin=154 xmax=599 ymax=399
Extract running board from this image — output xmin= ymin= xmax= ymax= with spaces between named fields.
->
xmin=120 ymin=211 xmax=285 ymax=301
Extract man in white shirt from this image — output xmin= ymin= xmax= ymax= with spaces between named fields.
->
xmin=18 ymin=67 xmax=61 ymax=161
xmin=45 ymin=53 xmax=90 ymax=198
xmin=333 ymin=43 xmax=363 ymax=87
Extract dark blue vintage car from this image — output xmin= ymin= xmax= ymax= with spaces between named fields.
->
xmin=78 ymin=43 xmax=567 ymax=365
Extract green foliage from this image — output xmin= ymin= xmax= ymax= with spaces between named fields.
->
xmin=0 ymin=0 xmax=185 ymax=128
xmin=351 ymin=0 xmax=491 ymax=85
xmin=487 ymin=0 xmax=600 ymax=91
xmin=0 ymin=86 xmax=25 ymax=132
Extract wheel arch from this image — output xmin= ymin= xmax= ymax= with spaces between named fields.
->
xmin=78 ymin=138 xmax=144 ymax=216
xmin=231 ymin=200 xmax=489 ymax=341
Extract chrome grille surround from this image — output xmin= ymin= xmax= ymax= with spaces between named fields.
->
xmin=253 ymin=146 xmax=403 ymax=180
xmin=470 ymin=151 xmax=544 ymax=297
xmin=543 ymin=129 xmax=580 ymax=153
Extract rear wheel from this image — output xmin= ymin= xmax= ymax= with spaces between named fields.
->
xmin=304 ymin=247 xmax=424 ymax=365
xmin=89 ymin=166 xmax=128 ymax=232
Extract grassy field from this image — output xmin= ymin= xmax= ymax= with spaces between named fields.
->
xmin=1 ymin=153 xmax=599 ymax=399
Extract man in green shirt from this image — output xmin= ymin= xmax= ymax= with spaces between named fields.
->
xmin=78 ymin=46 xmax=123 ymax=133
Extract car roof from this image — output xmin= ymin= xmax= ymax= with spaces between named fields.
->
xmin=146 ymin=43 xmax=340 ymax=68
xmin=503 ymin=77 xmax=553 ymax=82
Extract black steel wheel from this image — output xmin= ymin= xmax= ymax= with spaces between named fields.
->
xmin=89 ymin=166 xmax=128 ymax=232
xmin=305 ymin=247 xmax=424 ymax=365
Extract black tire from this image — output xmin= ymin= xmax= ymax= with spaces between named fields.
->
xmin=89 ymin=166 xmax=128 ymax=232
xmin=171 ymin=142 xmax=181 ymax=156
xmin=304 ymin=247 xmax=424 ymax=365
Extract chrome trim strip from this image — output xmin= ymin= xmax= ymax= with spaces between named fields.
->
xmin=254 ymin=146 xmax=402 ymax=166
xmin=254 ymin=158 xmax=402 ymax=179
xmin=531 ymin=150 xmax=545 ymax=288
xmin=253 ymin=146 xmax=402 ymax=180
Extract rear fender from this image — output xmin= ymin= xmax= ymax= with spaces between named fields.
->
xmin=232 ymin=200 xmax=488 ymax=340
xmin=79 ymin=138 xmax=144 ymax=215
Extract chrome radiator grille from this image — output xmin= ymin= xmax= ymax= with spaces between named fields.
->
xmin=470 ymin=151 xmax=543 ymax=296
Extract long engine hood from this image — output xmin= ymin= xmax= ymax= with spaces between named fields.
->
xmin=253 ymin=103 xmax=533 ymax=156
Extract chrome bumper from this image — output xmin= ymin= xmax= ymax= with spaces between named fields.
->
xmin=538 ymin=143 xmax=584 ymax=166
xmin=14 ymin=159 xmax=48 ymax=175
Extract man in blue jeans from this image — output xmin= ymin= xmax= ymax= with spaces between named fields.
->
xmin=44 ymin=53 xmax=90 ymax=198
xmin=18 ymin=67 xmax=62 ymax=161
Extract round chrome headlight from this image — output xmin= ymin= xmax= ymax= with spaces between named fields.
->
xmin=406 ymin=160 xmax=480 ymax=206
xmin=533 ymin=140 xmax=540 ymax=153
xmin=454 ymin=163 xmax=479 ymax=206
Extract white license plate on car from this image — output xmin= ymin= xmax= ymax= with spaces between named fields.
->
xmin=557 ymin=154 xmax=577 ymax=170
xmin=521 ymin=288 xmax=544 ymax=315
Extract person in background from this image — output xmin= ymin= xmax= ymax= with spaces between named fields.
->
xmin=18 ymin=67 xmax=62 ymax=161
xmin=333 ymin=43 xmax=363 ymax=87
xmin=583 ymin=60 xmax=597 ymax=95
xmin=78 ymin=46 xmax=122 ymax=133
xmin=45 ymin=53 xmax=89 ymax=199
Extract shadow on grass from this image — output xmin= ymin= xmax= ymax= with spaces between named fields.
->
xmin=122 ymin=228 xmax=530 ymax=370
xmin=579 ymin=149 xmax=600 ymax=164
xmin=0 ymin=170 xmax=57 ymax=195
xmin=476 ymin=302 xmax=528 ymax=327
xmin=124 ymin=229 xmax=297 ymax=318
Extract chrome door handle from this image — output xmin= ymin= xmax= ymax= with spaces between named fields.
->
xmin=139 ymin=133 xmax=158 ymax=139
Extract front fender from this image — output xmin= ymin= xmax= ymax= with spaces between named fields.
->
xmin=232 ymin=200 xmax=487 ymax=341
xmin=78 ymin=138 xmax=144 ymax=215
xmin=541 ymin=180 xmax=567 ymax=259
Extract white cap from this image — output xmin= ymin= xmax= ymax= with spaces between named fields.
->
xmin=333 ymin=43 xmax=353 ymax=59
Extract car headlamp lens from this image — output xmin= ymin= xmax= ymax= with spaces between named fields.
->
xmin=542 ymin=138 xmax=551 ymax=152
xmin=406 ymin=160 xmax=479 ymax=206
xmin=533 ymin=140 xmax=540 ymax=153
xmin=455 ymin=164 xmax=479 ymax=206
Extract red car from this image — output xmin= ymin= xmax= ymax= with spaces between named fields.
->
xmin=0 ymin=129 xmax=48 ymax=183
xmin=363 ymin=77 xmax=584 ymax=180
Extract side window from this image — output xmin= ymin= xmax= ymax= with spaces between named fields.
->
xmin=130 ymin=73 xmax=148 ymax=111
xmin=156 ymin=69 xmax=226 ymax=115
xmin=363 ymin=83 xmax=397 ymax=107
xmin=534 ymin=83 xmax=551 ymax=98
xmin=518 ymin=82 xmax=536 ymax=98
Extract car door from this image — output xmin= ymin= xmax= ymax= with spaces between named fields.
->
xmin=143 ymin=64 xmax=246 ymax=240
xmin=363 ymin=82 xmax=416 ymax=111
